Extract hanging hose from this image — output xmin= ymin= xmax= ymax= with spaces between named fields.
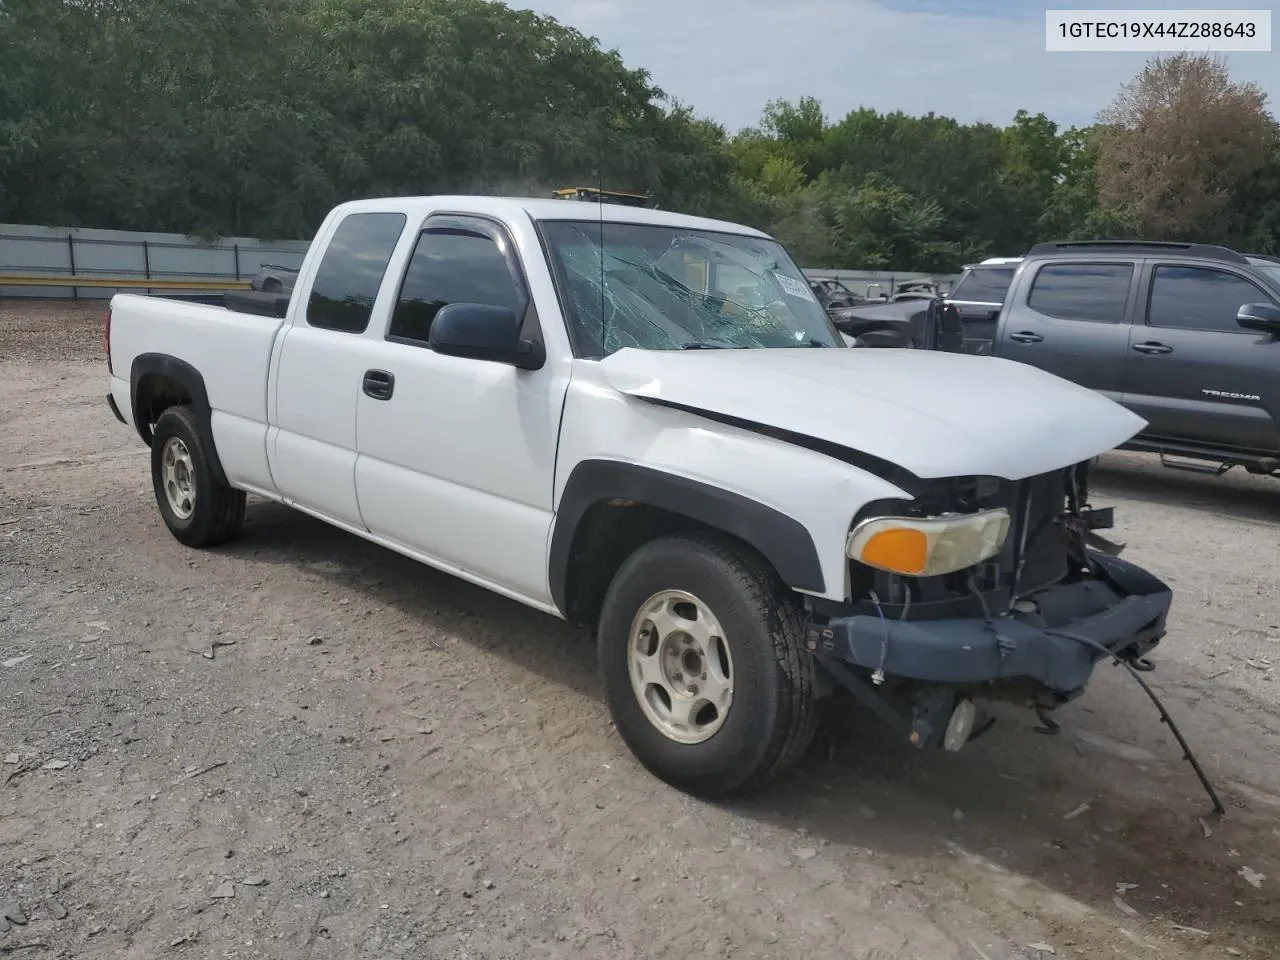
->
xmin=1052 ymin=629 xmax=1226 ymax=817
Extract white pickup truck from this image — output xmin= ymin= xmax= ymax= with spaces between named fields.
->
xmin=105 ymin=195 xmax=1174 ymax=797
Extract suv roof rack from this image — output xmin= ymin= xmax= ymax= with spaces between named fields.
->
xmin=1026 ymin=240 xmax=1250 ymax=265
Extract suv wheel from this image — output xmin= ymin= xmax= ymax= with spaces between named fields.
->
xmin=598 ymin=532 xmax=818 ymax=797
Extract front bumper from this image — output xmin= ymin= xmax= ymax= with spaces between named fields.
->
xmin=806 ymin=552 xmax=1171 ymax=697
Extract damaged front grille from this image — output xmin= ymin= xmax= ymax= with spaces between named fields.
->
xmin=846 ymin=462 xmax=1099 ymax=621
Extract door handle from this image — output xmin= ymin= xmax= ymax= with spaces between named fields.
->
xmin=362 ymin=369 xmax=395 ymax=400
xmin=1009 ymin=331 xmax=1044 ymax=343
xmin=1132 ymin=342 xmax=1173 ymax=355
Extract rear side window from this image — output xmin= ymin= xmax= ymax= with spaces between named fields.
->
xmin=1148 ymin=265 xmax=1270 ymax=333
xmin=306 ymin=212 xmax=407 ymax=333
xmin=951 ymin=266 xmax=1014 ymax=303
xmin=1027 ymin=262 xmax=1133 ymax=323
xmin=389 ymin=223 xmax=527 ymax=345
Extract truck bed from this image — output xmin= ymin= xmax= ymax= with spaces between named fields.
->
xmin=107 ymin=293 xmax=288 ymax=491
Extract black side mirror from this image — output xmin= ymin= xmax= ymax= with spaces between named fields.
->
xmin=1237 ymin=302 xmax=1280 ymax=335
xmin=428 ymin=302 xmax=545 ymax=370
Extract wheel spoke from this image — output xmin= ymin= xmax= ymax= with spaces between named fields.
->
xmin=633 ymin=650 xmax=666 ymax=690
xmin=665 ymin=694 xmax=700 ymax=731
xmin=701 ymin=666 xmax=732 ymax=710
xmin=644 ymin=598 xmax=687 ymax=644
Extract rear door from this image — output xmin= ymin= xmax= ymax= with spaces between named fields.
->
xmin=994 ymin=259 xmax=1137 ymax=401
xmin=1122 ymin=260 xmax=1280 ymax=451
xmin=945 ymin=264 xmax=1017 ymax=354
xmin=268 ymin=211 xmax=408 ymax=528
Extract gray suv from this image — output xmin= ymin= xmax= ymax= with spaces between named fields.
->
xmin=943 ymin=240 xmax=1280 ymax=478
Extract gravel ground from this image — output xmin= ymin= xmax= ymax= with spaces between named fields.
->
xmin=1 ymin=300 xmax=1278 ymax=960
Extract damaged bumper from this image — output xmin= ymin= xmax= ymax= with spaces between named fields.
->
xmin=807 ymin=552 xmax=1171 ymax=698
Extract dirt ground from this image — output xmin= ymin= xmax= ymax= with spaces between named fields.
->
xmin=1 ymin=300 xmax=1277 ymax=960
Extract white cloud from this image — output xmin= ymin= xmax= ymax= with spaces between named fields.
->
xmin=524 ymin=0 xmax=1280 ymax=131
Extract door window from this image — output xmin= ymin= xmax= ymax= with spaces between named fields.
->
xmin=306 ymin=212 xmax=407 ymax=333
xmin=950 ymin=266 xmax=1015 ymax=303
xmin=1027 ymin=262 xmax=1133 ymax=323
xmin=1147 ymin=265 xmax=1270 ymax=333
xmin=389 ymin=223 xmax=527 ymax=346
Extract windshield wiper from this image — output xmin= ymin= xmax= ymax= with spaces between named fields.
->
xmin=679 ymin=340 xmax=730 ymax=350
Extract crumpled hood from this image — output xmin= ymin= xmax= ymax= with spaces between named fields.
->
xmin=598 ymin=347 xmax=1146 ymax=482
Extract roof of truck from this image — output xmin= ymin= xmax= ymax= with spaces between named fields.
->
xmin=331 ymin=195 xmax=774 ymax=239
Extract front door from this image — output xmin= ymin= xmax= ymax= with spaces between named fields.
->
xmin=352 ymin=214 xmax=570 ymax=608
xmin=996 ymin=259 xmax=1137 ymax=401
xmin=1122 ymin=262 xmax=1280 ymax=452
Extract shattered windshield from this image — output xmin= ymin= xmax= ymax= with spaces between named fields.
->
xmin=538 ymin=220 xmax=844 ymax=358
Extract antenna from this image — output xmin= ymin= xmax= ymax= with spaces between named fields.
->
xmin=597 ymin=107 xmax=607 ymax=355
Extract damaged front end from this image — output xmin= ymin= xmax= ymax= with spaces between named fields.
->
xmin=804 ymin=460 xmax=1173 ymax=750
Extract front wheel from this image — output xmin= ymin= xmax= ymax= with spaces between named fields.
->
xmin=598 ymin=532 xmax=818 ymax=797
xmin=150 ymin=405 xmax=246 ymax=547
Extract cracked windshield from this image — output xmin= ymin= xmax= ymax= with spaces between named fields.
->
xmin=540 ymin=221 xmax=842 ymax=356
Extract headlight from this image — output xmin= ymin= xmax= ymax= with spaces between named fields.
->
xmin=846 ymin=508 xmax=1011 ymax=577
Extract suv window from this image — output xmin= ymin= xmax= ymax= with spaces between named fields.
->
xmin=1027 ymin=262 xmax=1133 ymax=323
xmin=950 ymin=266 xmax=1015 ymax=303
xmin=389 ymin=224 xmax=525 ymax=345
xmin=1148 ymin=265 xmax=1270 ymax=333
xmin=306 ymin=212 xmax=407 ymax=333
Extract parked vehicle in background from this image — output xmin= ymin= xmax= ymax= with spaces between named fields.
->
xmin=103 ymin=197 xmax=1174 ymax=798
xmin=250 ymin=263 xmax=300 ymax=294
xmin=944 ymin=240 xmax=1280 ymax=479
xmin=944 ymin=256 xmax=1021 ymax=353
xmin=808 ymin=277 xmax=865 ymax=310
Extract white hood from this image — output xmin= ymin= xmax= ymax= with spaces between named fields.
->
xmin=598 ymin=347 xmax=1146 ymax=482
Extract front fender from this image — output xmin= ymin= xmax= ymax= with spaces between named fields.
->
xmin=548 ymin=459 xmax=825 ymax=617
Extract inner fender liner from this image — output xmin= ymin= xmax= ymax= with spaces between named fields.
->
xmin=130 ymin=353 xmax=230 ymax=488
xmin=549 ymin=459 xmax=825 ymax=615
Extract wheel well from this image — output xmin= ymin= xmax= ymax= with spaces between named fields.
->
xmin=561 ymin=501 xmax=770 ymax=629
xmin=133 ymin=373 xmax=192 ymax=445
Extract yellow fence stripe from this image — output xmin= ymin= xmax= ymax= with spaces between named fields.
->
xmin=0 ymin=274 xmax=251 ymax=290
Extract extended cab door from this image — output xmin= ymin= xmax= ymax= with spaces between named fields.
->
xmin=268 ymin=211 xmax=408 ymax=528
xmin=1122 ymin=260 xmax=1280 ymax=452
xmin=945 ymin=263 xmax=1017 ymax=355
xmin=351 ymin=213 xmax=570 ymax=608
xmin=994 ymin=258 xmax=1138 ymax=401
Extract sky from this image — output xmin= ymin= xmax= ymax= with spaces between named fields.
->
xmin=521 ymin=0 xmax=1280 ymax=132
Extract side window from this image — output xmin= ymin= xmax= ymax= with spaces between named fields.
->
xmin=951 ymin=266 xmax=1015 ymax=303
xmin=1148 ymin=265 xmax=1269 ymax=333
xmin=1027 ymin=262 xmax=1133 ymax=323
xmin=389 ymin=225 xmax=527 ymax=345
xmin=306 ymin=212 xmax=407 ymax=333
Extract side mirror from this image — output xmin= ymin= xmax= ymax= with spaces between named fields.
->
xmin=1237 ymin=302 xmax=1280 ymax=335
xmin=428 ymin=302 xmax=545 ymax=370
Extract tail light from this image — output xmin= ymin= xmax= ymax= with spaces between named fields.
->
xmin=104 ymin=304 xmax=113 ymax=374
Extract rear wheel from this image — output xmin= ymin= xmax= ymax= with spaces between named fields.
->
xmin=598 ymin=532 xmax=818 ymax=797
xmin=150 ymin=405 xmax=245 ymax=547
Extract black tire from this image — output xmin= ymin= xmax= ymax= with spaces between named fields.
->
xmin=150 ymin=405 xmax=246 ymax=547
xmin=598 ymin=532 xmax=818 ymax=798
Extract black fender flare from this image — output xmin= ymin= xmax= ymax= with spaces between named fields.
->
xmin=130 ymin=353 xmax=230 ymax=487
xmin=548 ymin=459 xmax=826 ymax=615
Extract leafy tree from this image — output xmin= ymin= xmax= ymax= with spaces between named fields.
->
xmin=1096 ymin=52 xmax=1278 ymax=241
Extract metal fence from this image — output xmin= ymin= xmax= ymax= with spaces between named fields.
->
xmin=0 ymin=223 xmax=310 ymax=300
xmin=0 ymin=221 xmax=959 ymax=301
